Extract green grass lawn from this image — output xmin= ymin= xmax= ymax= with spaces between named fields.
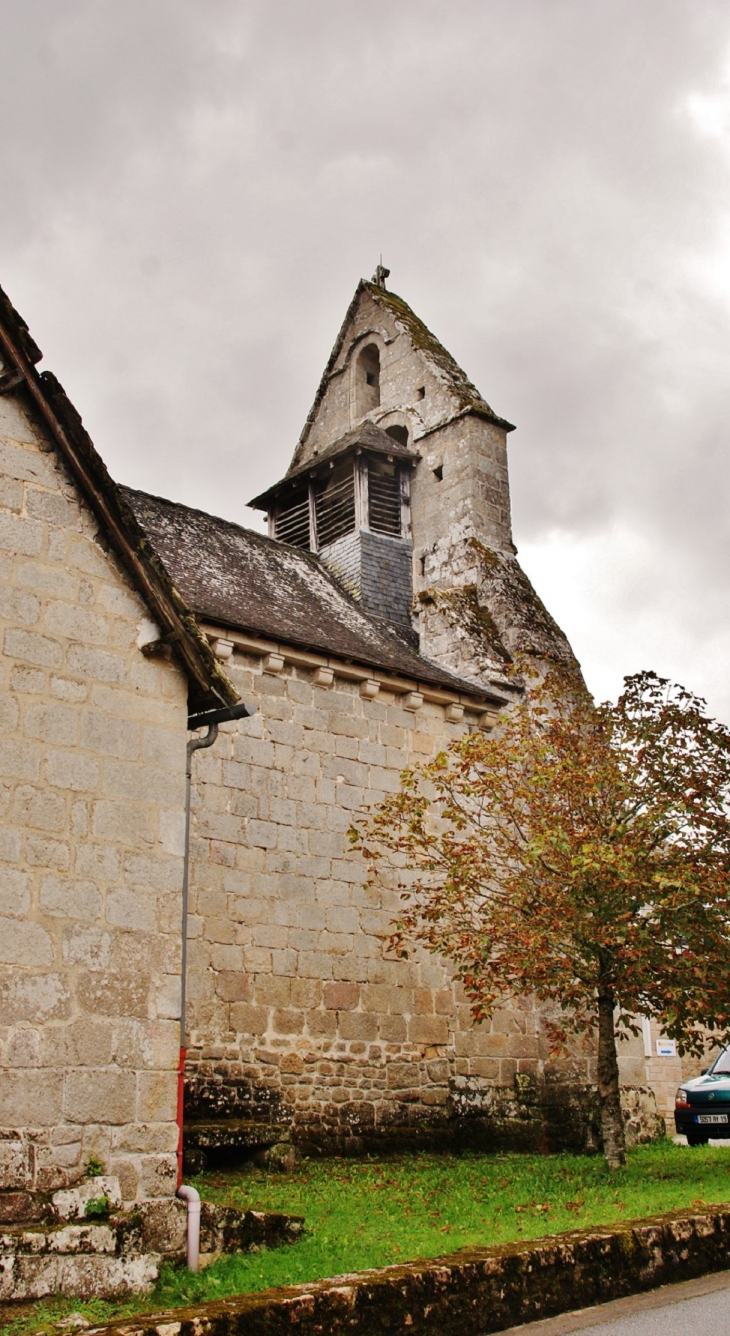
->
xmin=7 ymin=1141 xmax=730 ymax=1335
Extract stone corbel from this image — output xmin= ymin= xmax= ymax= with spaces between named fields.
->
xmin=211 ymin=637 xmax=235 ymax=662
xmin=263 ymin=652 xmax=285 ymax=675
xmin=360 ymin=679 xmax=380 ymax=700
xmin=313 ymin=666 xmax=334 ymax=687
xmin=403 ymin=691 xmax=424 ymax=712
xmin=444 ymin=702 xmax=464 ymax=723
xmin=479 ymin=709 xmax=498 ymax=731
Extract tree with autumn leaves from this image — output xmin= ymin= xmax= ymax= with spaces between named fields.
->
xmin=353 ymin=671 xmax=730 ymax=1169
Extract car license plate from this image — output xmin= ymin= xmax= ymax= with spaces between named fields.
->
xmin=697 ymin=1113 xmax=729 ymax=1124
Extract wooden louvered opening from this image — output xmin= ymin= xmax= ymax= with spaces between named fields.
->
xmin=368 ymin=458 xmax=401 ymax=537
xmin=315 ymin=462 xmax=356 ymax=548
xmin=275 ymin=488 xmax=310 ymax=548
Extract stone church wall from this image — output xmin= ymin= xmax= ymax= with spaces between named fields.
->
xmin=410 ymin=414 xmax=514 ymax=580
xmin=185 ymin=647 xmax=651 ymax=1155
xmin=0 ymin=391 xmax=188 ymax=1203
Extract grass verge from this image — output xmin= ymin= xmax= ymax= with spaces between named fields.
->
xmin=6 ymin=1140 xmax=730 ymax=1335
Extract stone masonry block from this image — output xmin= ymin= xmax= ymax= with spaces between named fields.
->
xmin=306 ymin=1009 xmax=337 ymax=1037
xmin=44 ymin=749 xmax=99 ymax=792
xmin=298 ymin=951 xmax=333 ymax=980
xmin=92 ymin=800 xmax=156 ymax=845
xmin=0 ymin=917 xmax=53 ymax=967
xmin=40 ymin=875 xmax=102 ymax=921
xmin=81 ymin=712 xmax=141 ymax=760
xmin=0 ymin=1069 xmax=64 ymax=1125
xmin=44 ymin=601 xmax=110 ymax=645
xmin=0 ymin=511 xmax=44 ymax=555
xmin=4 ymin=628 xmax=63 ymax=668
xmin=323 ymin=982 xmax=360 ymax=1011
xmin=254 ymin=975 xmax=291 ymax=1007
xmin=3 ymin=872 xmax=30 ymax=917
xmin=0 ymin=1136 xmax=31 ymax=1190
xmin=339 ymin=1012 xmax=379 ymax=1041
xmin=76 ymin=970 xmax=149 ymax=1019
xmin=66 ymin=643 xmax=127 ymax=683
xmin=24 ymin=702 xmax=79 ymax=745
xmin=408 ymin=1016 xmax=449 ymax=1045
xmin=230 ymin=1003 xmax=269 ymax=1035
xmin=291 ymin=978 xmax=322 ymax=1008
xmin=64 ymin=1069 xmax=137 ymax=1124
xmin=215 ymin=972 xmax=252 ymax=1002
xmin=0 ymin=971 xmax=71 ymax=1025
xmin=0 ymin=737 xmax=41 ymax=781
xmin=386 ymin=1062 xmax=421 ymax=1090
xmin=106 ymin=887 xmax=157 ymax=933
xmin=137 ymin=1072 xmax=178 ymax=1123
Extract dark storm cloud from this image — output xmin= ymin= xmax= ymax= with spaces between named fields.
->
xmin=2 ymin=0 xmax=730 ymax=713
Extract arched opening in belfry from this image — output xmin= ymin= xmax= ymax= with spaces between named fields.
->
xmin=356 ymin=343 xmax=381 ymax=417
xmin=385 ymin=424 xmax=409 ymax=448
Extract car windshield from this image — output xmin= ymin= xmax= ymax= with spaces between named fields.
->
xmin=711 ymin=1048 xmax=730 ymax=1075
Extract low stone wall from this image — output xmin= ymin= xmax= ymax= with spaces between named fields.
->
xmin=185 ymin=1073 xmax=663 ymax=1159
xmin=88 ymin=1206 xmax=730 ymax=1335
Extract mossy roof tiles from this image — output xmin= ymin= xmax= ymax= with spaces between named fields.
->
xmin=122 ymin=486 xmax=500 ymax=701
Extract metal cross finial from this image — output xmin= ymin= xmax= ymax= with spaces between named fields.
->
xmin=372 ymin=258 xmax=390 ymax=289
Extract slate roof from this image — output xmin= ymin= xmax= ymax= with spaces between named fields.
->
xmin=121 ymin=486 xmax=503 ymax=703
xmin=249 ymin=421 xmax=417 ymax=511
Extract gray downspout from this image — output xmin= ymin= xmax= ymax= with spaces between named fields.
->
xmin=176 ymin=699 xmax=255 ymax=1206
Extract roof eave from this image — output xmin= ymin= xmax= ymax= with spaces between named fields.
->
xmin=416 ymin=404 xmax=517 ymax=443
xmin=197 ymin=615 xmax=508 ymax=708
xmin=248 ymin=432 xmax=420 ymax=510
xmin=0 ymin=286 xmax=238 ymax=712
xmin=290 ymin=279 xmax=368 ymax=465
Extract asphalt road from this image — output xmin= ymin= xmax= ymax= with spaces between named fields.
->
xmin=500 ymin=1269 xmax=730 ymax=1335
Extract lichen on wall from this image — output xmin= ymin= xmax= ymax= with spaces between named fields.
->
xmin=418 ymin=538 xmax=581 ymax=692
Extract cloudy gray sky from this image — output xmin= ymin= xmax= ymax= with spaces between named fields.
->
xmin=3 ymin=1 xmax=730 ymax=717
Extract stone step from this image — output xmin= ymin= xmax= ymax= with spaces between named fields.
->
xmin=183 ymin=1120 xmax=295 ymax=1172
xmin=184 ymin=1120 xmax=291 ymax=1150
xmin=1 ymin=1198 xmax=304 ymax=1301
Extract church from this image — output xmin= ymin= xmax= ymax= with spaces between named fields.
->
xmin=0 ymin=270 xmax=671 ymax=1211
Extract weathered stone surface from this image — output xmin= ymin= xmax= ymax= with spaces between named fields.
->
xmin=53 ymin=1177 xmax=123 ymax=1221
xmin=0 ymin=1191 xmax=47 ymax=1224
xmin=85 ymin=1207 xmax=730 ymax=1336
xmin=198 ymin=1203 xmax=304 ymax=1257
xmin=0 ymin=1198 xmax=303 ymax=1300
xmin=0 ymin=382 xmax=188 ymax=1199
xmin=0 ymin=1251 xmax=160 ymax=1302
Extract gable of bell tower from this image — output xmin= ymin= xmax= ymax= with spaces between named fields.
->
xmin=250 ymin=272 xmax=579 ymax=688
xmin=289 ymin=275 xmax=517 ymax=571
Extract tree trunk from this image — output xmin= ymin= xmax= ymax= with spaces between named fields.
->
xmin=597 ymin=986 xmax=626 ymax=1169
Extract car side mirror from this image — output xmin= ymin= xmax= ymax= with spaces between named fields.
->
xmin=700 ymin=1068 xmax=708 ymax=1075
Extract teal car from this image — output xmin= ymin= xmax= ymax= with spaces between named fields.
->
xmin=674 ymin=1046 xmax=730 ymax=1145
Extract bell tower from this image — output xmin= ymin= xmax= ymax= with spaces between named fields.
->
xmin=250 ymin=271 xmax=577 ymax=686
xmin=249 ymin=421 xmax=416 ymax=628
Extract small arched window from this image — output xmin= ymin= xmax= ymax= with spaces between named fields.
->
xmin=356 ymin=343 xmax=380 ymax=417
xmin=385 ymin=424 xmax=409 ymax=448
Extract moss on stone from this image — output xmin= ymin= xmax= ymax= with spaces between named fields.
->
xmin=421 ymin=584 xmax=512 ymax=664
xmin=83 ymin=1205 xmax=730 ymax=1335
xmin=467 ymin=539 xmax=581 ymax=670
xmin=367 ymin=283 xmax=513 ymax=428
